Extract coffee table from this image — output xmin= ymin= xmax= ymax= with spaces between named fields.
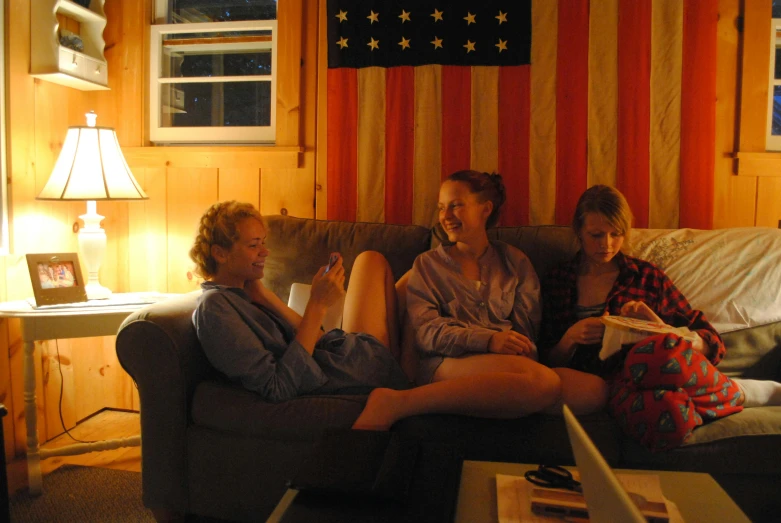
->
xmin=456 ymin=461 xmax=751 ymax=522
xmin=269 ymin=460 xmax=751 ymax=522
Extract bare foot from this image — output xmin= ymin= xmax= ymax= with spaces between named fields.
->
xmin=352 ymin=388 xmax=401 ymax=431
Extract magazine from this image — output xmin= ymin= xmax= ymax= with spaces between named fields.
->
xmin=598 ymin=316 xmax=697 ymax=360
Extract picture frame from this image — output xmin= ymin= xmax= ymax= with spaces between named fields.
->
xmin=25 ymin=253 xmax=88 ymax=306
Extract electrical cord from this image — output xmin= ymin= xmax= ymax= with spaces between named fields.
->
xmin=55 ymin=339 xmax=96 ymax=444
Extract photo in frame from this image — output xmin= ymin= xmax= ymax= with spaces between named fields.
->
xmin=26 ymin=253 xmax=88 ymax=306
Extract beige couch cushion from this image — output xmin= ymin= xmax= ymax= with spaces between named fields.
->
xmin=631 ymin=228 xmax=781 ymax=333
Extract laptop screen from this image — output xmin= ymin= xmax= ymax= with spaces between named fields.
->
xmin=563 ymin=404 xmax=648 ymax=523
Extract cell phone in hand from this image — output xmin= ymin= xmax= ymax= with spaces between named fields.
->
xmin=324 ymin=254 xmax=339 ymax=274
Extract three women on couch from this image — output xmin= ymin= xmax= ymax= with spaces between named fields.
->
xmin=191 ymin=181 xmax=780 ymax=449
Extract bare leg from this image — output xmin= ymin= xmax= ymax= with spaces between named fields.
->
xmin=394 ymin=270 xmax=418 ymax=382
xmin=394 ymin=269 xmax=412 ymax=328
xmin=353 ymin=354 xmax=562 ymax=430
xmin=545 ymin=368 xmax=609 ymax=415
xmin=342 ymin=251 xmax=400 ymax=359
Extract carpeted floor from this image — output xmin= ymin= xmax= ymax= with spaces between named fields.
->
xmin=10 ymin=465 xmax=155 ymax=522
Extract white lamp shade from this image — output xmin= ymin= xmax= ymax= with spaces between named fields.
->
xmin=37 ymin=126 xmax=147 ymax=201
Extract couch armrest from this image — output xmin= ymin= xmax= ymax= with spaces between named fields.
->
xmin=719 ymin=321 xmax=781 ymax=381
xmin=116 ymin=292 xmax=213 ymax=513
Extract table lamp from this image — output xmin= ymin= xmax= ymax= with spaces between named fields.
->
xmin=36 ymin=111 xmax=148 ymax=299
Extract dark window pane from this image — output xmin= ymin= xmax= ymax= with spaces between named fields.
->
xmin=171 ymin=0 xmax=277 ymax=22
xmin=773 ymin=86 xmax=781 ymax=136
xmin=161 ymin=82 xmax=270 ymax=127
xmin=168 ymin=50 xmax=271 ymax=78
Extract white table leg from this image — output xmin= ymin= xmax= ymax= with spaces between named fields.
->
xmin=23 ymin=339 xmax=42 ymax=494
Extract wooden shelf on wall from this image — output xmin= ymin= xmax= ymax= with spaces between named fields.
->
xmin=735 ymin=152 xmax=781 ymax=177
xmin=121 ymin=146 xmax=303 ymax=170
xmin=31 ymin=0 xmax=109 ymax=91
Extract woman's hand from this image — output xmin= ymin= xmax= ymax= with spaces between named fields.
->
xmin=620 ymin=300 xmax=663 ymax=324
xmin=309 ymin=252 xmax=346 ymax=309
xmin=563 ymin=317 xmax=606 ymax=346
xmin=489 ymin=331 xmax=535 ymax=356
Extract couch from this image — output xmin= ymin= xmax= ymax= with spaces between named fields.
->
xmin=116 ymin=215 xmax=781 ymax=522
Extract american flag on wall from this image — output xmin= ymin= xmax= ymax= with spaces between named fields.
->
xmin=326 ymin=0 xmax=717 ymax=229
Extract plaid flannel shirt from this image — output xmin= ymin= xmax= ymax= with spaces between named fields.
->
xmin=539 ymin=252 xmax=725 ymax=376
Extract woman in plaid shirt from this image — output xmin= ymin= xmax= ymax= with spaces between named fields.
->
xmin=540 ymin=185 xmax=781 ymax=451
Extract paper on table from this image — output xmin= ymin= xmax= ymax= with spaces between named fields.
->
xmin=496 ymin=472 xmax=685 ymax=523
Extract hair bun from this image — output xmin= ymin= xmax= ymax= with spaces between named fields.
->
xmin=489 ymin=172 xmax=507 ymax=206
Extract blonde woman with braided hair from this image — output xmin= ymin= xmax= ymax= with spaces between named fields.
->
xmin=190 ymin=201 xmax=410 ymax=403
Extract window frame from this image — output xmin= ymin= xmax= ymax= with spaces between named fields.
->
xmin=735 ymin=1 xmax=777 ymax=175
xmin=149 ymin=19 xmax=277 ymax=144
xmin=766 ymin=18 xmax=781 ymax=150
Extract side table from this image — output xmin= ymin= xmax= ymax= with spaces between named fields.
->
xmin=0 ymin=293 xmax=175 ymax=494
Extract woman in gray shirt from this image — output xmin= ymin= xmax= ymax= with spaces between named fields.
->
xmin=190 ymin=201 xmax=410 ymax=403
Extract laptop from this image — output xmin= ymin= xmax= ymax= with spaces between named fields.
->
xmin=556 ymin=404 xmax=666 ymax=522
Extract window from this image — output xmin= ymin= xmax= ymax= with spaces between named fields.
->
xmin=150 ymin=1 xmax=278 ymax=144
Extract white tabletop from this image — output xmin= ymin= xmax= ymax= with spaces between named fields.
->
xmin=0 ymin=292 xmax=177 ymax=318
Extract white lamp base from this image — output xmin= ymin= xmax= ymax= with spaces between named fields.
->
xmin=84 ymin=281 xmax=112 ymax=300
xmin=79 ymin=201 xmax=111 ymax=300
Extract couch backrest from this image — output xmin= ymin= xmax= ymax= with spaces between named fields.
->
xmin=262 ymin=215 xmax=432 ymax=303
xmin=630 ymin=227 xmax=781 ymax=334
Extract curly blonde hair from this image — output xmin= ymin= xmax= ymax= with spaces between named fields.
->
xmin=189 ymin=201 xmax=264 ymax=279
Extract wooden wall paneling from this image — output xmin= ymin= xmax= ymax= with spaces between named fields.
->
xmin=7 ymin=0 xmax=37 ymax=454
xmin=122 ymin=146 xmax=301 ymax=169
xmin=91 ymin=0 xmax=150 ymax=146
xmin=99 ymin=200 xmax=130 ymax=293
xmin=32 ymin=79 xmax=82 ymax=254
xmin=276 ymin=0 xmax=303 ymax=147
xmin=101 ymin=335 xmax=134 ymax=410
xmin=260 ymin=167 xmax=314 ymax=218
xmin=738 ymin=0 xmax=772 ymax=152
xmin=315 ymin=0 xmax=328 ymax=219
xmin=218 ymin=168 xmax=261 ymax=208
xmin=735 ymin=152 xmax=781 ymax=174
xmin=41 ymin=339 xmax=76 ymax=441
xmin=300 ymin=0 xmax=319 ymax=218
xmin=166 ymin=168 xmax=219 ymax=294
xmin=128 ymin=167 xmax=168 ymax=293
xmin=0 ymin=319 xmax=14 ymax=459
xmin=71 ymin=337 xmax=110 ymax=422
xmin=756 ymin=177 xmax=781 ymax=227
xmin=6 ymin=0 xmax=36 ymax=300
xmin=714 ymin=0 xmax=757 ymax=228
xmin=0 ymin=258 xmax=6 ymax=303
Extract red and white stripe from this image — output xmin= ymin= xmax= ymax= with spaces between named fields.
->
xmin=327 ymin=0 xmax=717 ymax=229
